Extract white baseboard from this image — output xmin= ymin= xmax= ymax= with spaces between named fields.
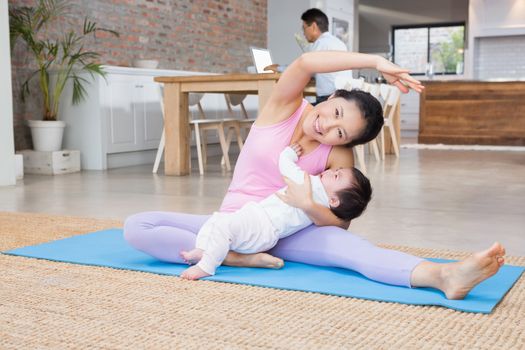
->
xmin=15 ymin=154 xmax=23 ymax=179
xmin=106 ymin=143 xmax=241 ymax=169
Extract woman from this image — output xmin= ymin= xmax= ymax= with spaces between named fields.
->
xmin=125 ymin=51 xmax=505 ymax=300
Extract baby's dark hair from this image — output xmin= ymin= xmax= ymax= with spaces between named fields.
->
xmin=330 ymin=167 xmax=372 ymax=221
xmin=332 ymin=89 xmax=384 ymax=148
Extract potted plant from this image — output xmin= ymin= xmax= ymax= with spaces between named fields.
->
xmin=9 ymin=0 xmax=118 ymax=152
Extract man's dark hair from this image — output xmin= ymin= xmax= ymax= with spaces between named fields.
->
xmin=332 ymin=89 xmax=384 ymax=148
xmin=330 ymin=167 xmax=372 ymax=221
xmin=301 ymin=8 xmax=329 ymax=32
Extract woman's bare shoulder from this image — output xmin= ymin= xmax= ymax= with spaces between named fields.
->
xmin=254 ymin=97 xmax=304 ymax=127
xmin=327 ymin=146 xmax=355 ymax=169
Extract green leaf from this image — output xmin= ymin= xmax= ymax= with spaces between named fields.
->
xmin=9 ymin=0 xmax=120 ymax=116
xmin=71 ymin=74 xmax=88 ymax=105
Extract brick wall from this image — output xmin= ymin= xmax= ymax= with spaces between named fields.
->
xmin=9 ymin=0 xmax=267 ymax=150
xmin=474 ymin=35 xmax=525 ymax=80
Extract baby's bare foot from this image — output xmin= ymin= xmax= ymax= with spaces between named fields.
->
xmin=441 ymin=242 xmax=505 ymax=300
xmin=246 ymin=252 xmax=284 ymax=269
xmin=181 ymin=265 xmax=211 ymax=280
xmin=180 ymin=249 xmax=203 ymax=265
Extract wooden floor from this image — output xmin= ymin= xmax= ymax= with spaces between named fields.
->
xmin=1 ymin=148 xmax=524 ymax=255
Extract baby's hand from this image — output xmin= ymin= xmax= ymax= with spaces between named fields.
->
xmin=290 ymin=143 xmax=303 ymax=157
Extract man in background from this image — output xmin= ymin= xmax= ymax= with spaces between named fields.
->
xmin=300 ymin=8 xmax=352 ymax=105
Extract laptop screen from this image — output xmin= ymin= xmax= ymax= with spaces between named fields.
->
xmin=250 ymin=47 xmax=274 ymax=73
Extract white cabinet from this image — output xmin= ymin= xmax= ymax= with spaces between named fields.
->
xmin=57 ymin=66 xmax=259 ymax=170
xmin=399 ymin=89 xmax=420 ymax=138
xmin=57 ymin=66 xmax=201 ymax=170
xmin=103 ymin=74 xmax=163 ymax=154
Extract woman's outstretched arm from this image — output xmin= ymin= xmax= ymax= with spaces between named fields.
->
xmin=268 ymin=51 xmax=423 ymax=109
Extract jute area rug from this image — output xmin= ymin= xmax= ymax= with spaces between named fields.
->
xmin=1 ymin=212 xmax=524 ymax=349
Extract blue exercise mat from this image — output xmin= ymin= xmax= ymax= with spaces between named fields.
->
xmin=4 ymin=229 xmax=523 ymax=314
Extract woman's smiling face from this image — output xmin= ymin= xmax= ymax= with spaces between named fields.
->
xmin=303 ymin=97 xmax=366 ymax=146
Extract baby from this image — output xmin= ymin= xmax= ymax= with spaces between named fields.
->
xmin=180 ymin=144 xmax=372 ymax=280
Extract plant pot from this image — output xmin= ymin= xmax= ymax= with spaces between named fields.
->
xmin=27 ymin=120 xmax=66 ymax=152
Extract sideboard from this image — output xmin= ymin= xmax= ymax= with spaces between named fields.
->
xmin=419 ymin=80 xmax=525 ymax=146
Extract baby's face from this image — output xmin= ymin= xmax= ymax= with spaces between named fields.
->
xmin=320 ymin=168 xmax=355 ymax=197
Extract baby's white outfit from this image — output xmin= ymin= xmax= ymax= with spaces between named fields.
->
xmin=195 ymin=147 xmax=330 ymax=275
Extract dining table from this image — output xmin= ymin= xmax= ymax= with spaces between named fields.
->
xmin=154 ymin=73 xmax=304 ymax=175
xmin=154 ymin=73 xmax=397 ymax=176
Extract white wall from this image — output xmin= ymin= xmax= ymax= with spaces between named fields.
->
xmin=473 ymin=35 xmax=525 ymax=79
xmin=268 ymin=0 xmax=312 ymax=65
xmin=320 ymin=0 xmax=358 ymax=52
xmin=468 ymin=0 xmax=525 ymax=37
xmin=466 ymin=0 xmax=525 ymax=78
xmin=359 ymin=0 xmax=469 ymax=54
xmin=0 ymin=0 xmax=16 ymax=186
xmin=268 ymin=0 xmax=357 ymax=65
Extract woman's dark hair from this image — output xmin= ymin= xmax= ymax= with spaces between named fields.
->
xmin=330 ymin=167 xmax=372 ymax=221
xmin=301 ymin=8 xmax=329 ymax=32
xmin=332 ymin=89 xmax=384 ymax=148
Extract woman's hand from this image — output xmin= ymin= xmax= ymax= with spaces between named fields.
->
xmin=376 ymin=57 xmax=424 ymax=93
xmin=275 ymin=173 xmax=314 ymax=211
xmin=276 ymin=172 xmax=349 ymax=228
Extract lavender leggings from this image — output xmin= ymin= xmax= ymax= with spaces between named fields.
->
xmin=124 ymin=211 xmax=424 ymax=287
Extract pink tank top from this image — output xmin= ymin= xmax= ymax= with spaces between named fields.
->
xmin=220 ymin=99 xmax=332 ymax=212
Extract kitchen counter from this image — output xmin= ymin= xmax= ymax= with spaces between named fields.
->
xmin=419 ymin=80 xmax=525 ymax=146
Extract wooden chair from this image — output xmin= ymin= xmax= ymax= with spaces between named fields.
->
xmin=362 ymin=83 xmax=382 ymax=161
xmin=325 ymin=76 xmax=400 ymax=162
xmin=335 ymin=76 xmax=365 ymax=91
xmin=224 ymin=93 xmax=256 ymax=139
xmin=379 ymin=84 xmax=401 ymax=158
xmin=152 ymin=86 xmax=243 ymax=175
xmin=333 ymin=77 xmax=378 ymax=174
xmin=219 ymin=94 xmax=256 ymax=166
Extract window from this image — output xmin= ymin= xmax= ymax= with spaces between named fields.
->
xmin=392 ymin=23 xmax=465 ymax=75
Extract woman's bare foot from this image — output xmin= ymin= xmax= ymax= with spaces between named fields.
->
xmin=181 ymin=265 xmax=211 ymax=280
xmin=180 ymin=249 xmax=204 ymax=265
xmin=440 ymin=242 xmax=505 ymax=299
xmin=224 ymin=252 xmax=284 ymax=269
